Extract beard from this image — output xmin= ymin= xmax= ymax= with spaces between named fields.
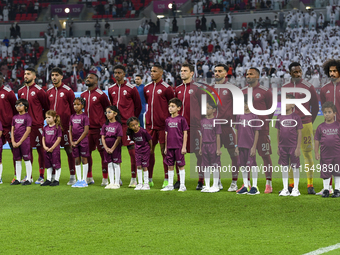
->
xmin=85 ymin=82 xmax=94 ymax=87
xmin=25 ymin=79 xmax=33 ymax=85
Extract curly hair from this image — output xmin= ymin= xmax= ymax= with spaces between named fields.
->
xmin=322 ymin=59 xmax=340 ymax=78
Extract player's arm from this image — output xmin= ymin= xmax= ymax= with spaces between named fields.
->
xmin=164 ymin=131 xmax=168 ymax=155
xmin=11 ymin=125 xmax=16 ymax=147
xmin=110 ymin=136 xmax=122 ymax=152
xmin=38 ymin=89 xmax=50 ymax=116
xmin=69 ymin=125 xmax=75 ymax=147
xmin=216 ymin=134 xmax=221 ymax=156
xmin=295 ymin=129 xmax=302 ymax=157
xmin=182 ymin=130 xmax=187 ymax=155
xmin=76 ymin=125 xmax=89 ymax=145
xmin=309 ymin=86 xmax=319 ymax=123
xmin=68 ymin=90 xmax=76 ymax=115
xmin=277 ymin=129 xmax=280 ymax=156
xmin=132 ymin=87 xmax=142 ymax=117
xmin=18 ymin=126 xmax=31 ymax=146
xmin=148 ymin=140 xmax=153 ymax=154
xmin=320 ymin=89 xmax=326 ymax=106
xmin=0 ymin=130 xmax=2 ymax=138
xmin=199 ymin=132 xmax=202 ymax=155
xmin=48 ymin=136 xmax=61 ymax=153
xmin=101 ymin=135 xmax=110 ymax=153
xmin=265 ymin=89 xmax=274 ymax=120
xmin=234 ymin=129 xmax=239 ymax=156
xmin=165 ymin=86 xmax=175 ymax=102
xmin=251 ymin=130 xmax=259 ymax=157
xmin=101 ymin=93 xmax=111 ymax=111
xmin=42 ymin=135 xmax=48 ymax=151
xmin=9 ymin=91 xmax=18 ymax=114
xmin=314 ymin=140 xmax=320 ymax=160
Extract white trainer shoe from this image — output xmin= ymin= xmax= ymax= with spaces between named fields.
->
xmin=218 ymin=180 xmax=223 ymax=190
xmin=112 ymin=184 xmax=120 ymax=189
xmin=279 ymin=189 xmax=290 ymax=196
xmin=101 ymin=178 xmax=109 ymax=186
xmin=67 ymin=177 xmax=76 ymax=185
xmin=129 ymin=179 xmax=137 ymax=188
xmin=178 ymin=185 xmax=187 ymax=192
xmin=160 ymin=185 xmax=174 ymax=191
xmin=141 ymin=184 xmax=150 ymax=190
xmin=209 ymin=186 xmax=220 ymax=193
xmin=134 ymin=184 xmax=143 ymax=190
xmin=105 ymin=183 xmax=115 ymax=189
xmin=201 ymin=187 xmax=210 ymax=193
xmin=290 ymin=189 xmax=301 ymax=197
xmin=228 ymin=183 xmax=238 ymax=192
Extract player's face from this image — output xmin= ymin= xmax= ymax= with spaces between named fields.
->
xmin=114 ymin=68 xmax=125 ymax=83
xmin=329 ymin=66 xmax=340 ymax=80
xmin=151 ymin=67 xmax=163 ymax=81
xmin=180 ymin=67 xmax=193 ymax=82
xmin=286 ymin=103 xmax=295 ymax=112
xmin=105 ymin=108 xmax=117 ymax=121
xmin=244 ymin=103 xmax=250 ymax=112
xmin=168 ymin=103 xmax=180 ymax=115
xmin=290 ymin=66 xmax=302 ymax=79
xmin=214 ymin=67 xmax=227 ymax=82
xmin=45 ymin=115 xmax=55 ymax=125
xmin=24 ymin=71 xmax=36 ymax=85
xmin=73 ymin=100 xmax=83 ymax=113
xmin=246 ymin=69 xmax=259 ymax=85
xmin=85 ymin=74 xmax=97 ymax=87
xmin=323 ymin=107 xmax=336 ymax=122
xmin=15 ymin=103 xmax=26 ymax=114
xmin=51 ymin=72 xmax=63 ymax=85
xmin=135 ymin=77 xmax=142 ymax=85
xmin=129 ymin=120 xmax=140 ymax=132
xmin=206 ymin=103 xmax=216 ymax=117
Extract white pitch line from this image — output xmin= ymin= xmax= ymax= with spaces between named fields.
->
xmin=303 ymin=243 xmax=340 ymax=255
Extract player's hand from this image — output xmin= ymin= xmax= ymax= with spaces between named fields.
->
xmin=294 ymin=148 xmax=300 ymax=157
xmin=105 ymin=147 xmax=110 ymax=153
xmin=164 ymin=148 xmax=167 ymax=155
xmin=181 ymin=148 xmax=187 ymax=155
xmin=234 ymin=147 xmax=239 ymax=156
xmin=277 ymin=149 xmax=280 ymax=156
xmin=48 ymin=148 xmax=54 ymax=153
xmin=12 ymin=142 xmax=18 ymax=148
xmin=250 ymin=147 xmax=256 ymax=157
xmin=71 ymin=141 xmax=76 ymax=147
xmin=315 ymin=152 xmax=320 ymax=160
xmin=150 ymin=148 xmax=153 ymax=154
xmin=216 ymin=149 xmax=222 ymax=156
xmin=199 ymin=149 xmax=202 ymax=155
xmin=43 ymin=146 xmax=48 ymax=151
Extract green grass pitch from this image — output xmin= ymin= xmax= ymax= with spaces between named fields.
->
xmin=1 ymin=116 xmax=340 ymax=254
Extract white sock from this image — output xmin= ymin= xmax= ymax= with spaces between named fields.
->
xmin=266 ymin=180 xmax=272 ymax=186
xmin=212 ymin=168 xmax=219 ymax=188
xmin=24 ymin=160 xmax=32 ymax=182
xmin=179 ymin=169 xmax=185 ymax=186
xmin=83 ymin=164 xmax=88 ymax=181
xmin=335 ymin=176 xmax=340 ymax=190
xmin=108 ymin=163 xmax=114 ymax=184
xmin=55 ymin=168 xmax=61 ymax=181
xmin=0 ymin=163 xmax=3 ymax=179
xmin=293 ymin=167 xmax=299 ymax=190
xmin=113 ymin=163 xmax=120 ymax=185
xmin=144 ymin=171 xmax=149 ymax=185
xmin=47 ymin=168 xmax=53 ymax=181
xmin=241 ymin=167 xmax=248 ymax=187
xmin=204 ymin=167 xmax=210 ymax=188
xmin=282 ymin=166 xmax=289 ymax=190
xmin=16 ymin=161 xmax=22 ymax=181
xmin=323 ymin=178 xmax=330 ymax=190
xmin=232 ymin=180 xmax=237 ymax=184
xmin=131 ymin=177 xmax=136 ymax=182
xmin=75 ymin=165 xmax=81 ymax=181
xmin=137 ymin=169 xmax=143 ymax=185
xmin=251 ymin=166 xmax=258 ymax=187
xmin=168 ymin=170 xmax=174 ymax=186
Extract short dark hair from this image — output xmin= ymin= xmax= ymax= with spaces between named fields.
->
xmin=88 ymin=72 xmax=98 ymax=80
xmin=322 ymin=59 xmax=340 ymax=78
xmin=181 ymin=63 xmax=194 ymax=73
xmin=135 ymin=74 xmax=143 ymax=79
xmin=215 ymin=64 xmax=228 ymax=72
xmin=25 ymin=67 xmax=36 ymax=74
xmin=152 ymin=64 xmax=163 ymax=71
xmin=207 ymin=99 xmax=217 ymax=109
xmin=169 ymin=97 xmax=182 ymax=107
xmin=16 ymin=98 xmax=29 ymax=112
xmin=288 ymin=62 xmax=301 ymax=72
xmin=249 ymin=67 xmax=260 ymax=75
xmin=114 ymin=64 xmax=126 ymax=73
xmin=322 ymin=101 xmax=337 ymax=113
xmin=51 ymin=67 xmax=63 ymax=76
xmin=286 ymin=94 xmax=295 ymax=99
xmin=74 ymin=97 xmax=86 ymax=108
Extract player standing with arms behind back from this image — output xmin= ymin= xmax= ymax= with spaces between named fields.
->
xmin=144 ymin=65 xmax=174 ymax=188
xmin=18 ymin=68 xmax=49 ymax=183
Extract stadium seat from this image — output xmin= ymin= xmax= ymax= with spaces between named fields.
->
xmin=242 ymin=22 xmax=247 ymax=28
xmin=97 ymin=15 xmax=103 ymax=19
xmin=125 ymin=28 xmax=130 ymax=35
xmin=100 ymin=58 xmax=106 ymax=63
xmin=39 ymin=31 xmax=45 ymax=37
xmin=92 ymin=14 xmax=98 ymax=19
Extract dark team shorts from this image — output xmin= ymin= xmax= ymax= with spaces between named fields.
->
xmin=103 ymin=147 xmax=122 ymax=164
xmin=238 ymin=147 xmax=257 ymax=168
xmin=221 ymin=126 xmax=237 ymax=149
xmin=72 ymin=141 xmax=90 ymax=158
xmin=257 ymin=131 xmax=272 ymax=157
xmin=1 ymin=129 xmax=11 ymax=146
xmin=278 ymin=147 xmax=300 ymax=168
xmin=44 ymin=149 xmax=61 ymax=169
xmin=146 ymin=127 xmax=165 ymax=145
xmin=122 ymin=124 xmax=135 ymax=147
xmin=136 ymin=151 xmax=150 ymax=168
xmin=320 ymin=157 xmax=340 ymax=179
xmin=89 ymin=129 xmax=104 ymax=152
xmin=60 ymin=130 xmax=70 ymax=147
xmin=13 ymin=138 xmax=31 ymax=161
xmin=188 ymin=128 xmax=201 ymax=153
xmin=164 ymin=148 xmax=185 ymax=167
xmin=201 ymin=143 xmax=220 ymax=167
xmin=30 ymin=126 xmax=43 ymax=147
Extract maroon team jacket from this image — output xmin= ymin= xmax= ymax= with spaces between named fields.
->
xmin=0 ymin=85 xmax=17 ymax=130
